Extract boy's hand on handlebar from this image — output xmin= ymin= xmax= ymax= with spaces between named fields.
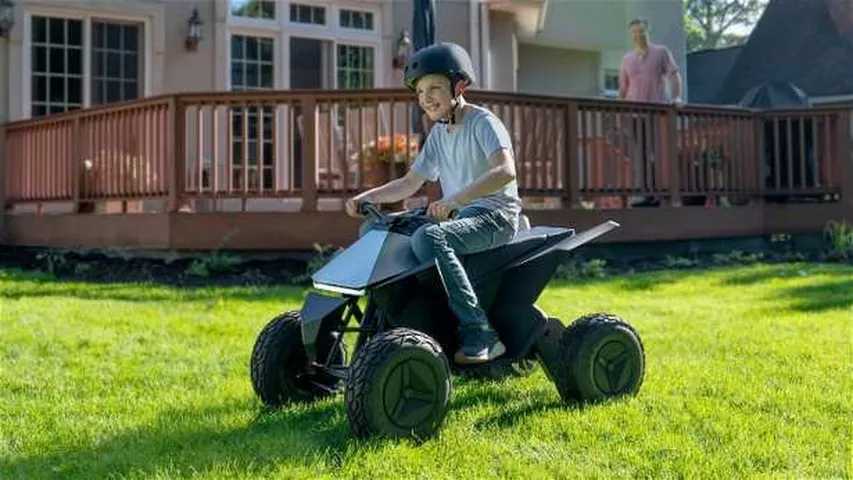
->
xmin=345 ymin=196 xmax=365 ymax=218
xmin=427 ymin=199 xmax=459 ymax=221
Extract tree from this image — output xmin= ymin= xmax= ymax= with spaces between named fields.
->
xmin=684 ymin=0 xmax=768 ymax=51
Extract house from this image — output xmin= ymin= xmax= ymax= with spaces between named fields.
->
xmin=0 ymin=0 xmax=686 ymax=124
xmin=687 ymin=0 xmax=853 ymax=105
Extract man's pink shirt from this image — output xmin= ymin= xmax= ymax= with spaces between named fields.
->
xmin=619 ymin=43 xmax=679 ymax=102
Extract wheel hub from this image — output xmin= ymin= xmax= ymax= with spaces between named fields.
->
xmin=593 ymin=340 xmax=635 ymax=394
xmin=383 ymin=359 xmax=439 ymax=429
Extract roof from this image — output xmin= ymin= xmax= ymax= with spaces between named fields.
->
xmin=686 ymin=45 xmax=743 ymax=104
xmin=713 ymin=0 xmax=853 ymax=104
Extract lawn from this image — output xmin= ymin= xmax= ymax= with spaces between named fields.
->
xmin=1 ymin=263 xmax=851 ymax=479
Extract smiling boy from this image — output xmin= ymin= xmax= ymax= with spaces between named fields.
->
xmin=345 ymin=43 xmax=521 ymax=364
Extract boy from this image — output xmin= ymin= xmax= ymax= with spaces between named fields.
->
xmin=345 ymin=43 xmax=521 ymax=364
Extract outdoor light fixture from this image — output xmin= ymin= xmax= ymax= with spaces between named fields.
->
xmin=392 ymin=29 xmax=412 ymax=69
xmin=185 ymin=7 xmax=202 ymax=51
xmin=0 ymin=0 xmax=15 ymax=38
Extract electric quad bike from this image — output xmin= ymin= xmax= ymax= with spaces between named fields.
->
xmin=250 ymin=203 xmax=645 ymax=439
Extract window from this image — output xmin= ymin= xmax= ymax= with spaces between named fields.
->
xmin=92 ymin=21 xmax=142 ymax=105
xmin=231 ymin=35 xmax=274 ymax=90
xmin=603 ymin=68 xmax=620 ymax=97
xmin=290 ymin=4 xmax=325 ymax=25
xmin=337 ymin=45 xmax=374 ymax=89
xmin=230 ymin=0 xmax=275 ymax=19
xmin=31 ymin=16 xmax=83 ymax=117
xmin=340 ymin=9 xmax=373 ymax=30
xmin=230 ymin=35 xmax=275 ymax=190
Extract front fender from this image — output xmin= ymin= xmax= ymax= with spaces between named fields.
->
xmin=300 ymin=292 xmax=349 ymax=364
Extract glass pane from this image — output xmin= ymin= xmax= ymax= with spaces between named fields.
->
xmin=106 ymin=81 xmax=122 ymax=102
xmin=337 ymin=70 xmax=346 ymax=89
xmin=49 ymin=47 xmax=65 ymax=73
xmin=32 ymin=104 xmax=48 ymax=117
xmin=68 ymin=77 xmax=81 ymax=103
xmin=231 ymin=35 xmax=244 ymax=59
xmin=68 ymin=20 xmax=82 ymax=46
xmin=93 ymin=22 xmax=104 ymax=48
xmin=93 ymin=81 xmax=103 ymax=104
xmin=49 ymin=18 xmax=65 ymax=44
xmin=125 ymin=54 xmax=138 ymax=80
xmin=125 ymin=81 xmax=138 ymax=99
xmin=33 ymin=17 xmax=47 ymax=44
xmin=260 ymin=39 xmax=273 ymax=62
xmin=315 ymin=7 xmax=325 ymax=24
xmin=231 ymin=62 xmax=244 ymax=88
xmin=68 ymin=48 xmax=82 ymax=75
xmin=50 ymin=105 xmax=66 ymax=115
xmin=290 ymin=4 xmax=297 ymax=21
xmin=124 ymin=25 xmax=139 ymax=52
xmin=365 ymin=48 xmax=374 ymax=68
xmin=366 ymin=13 xmax=373 ymax=30
xmin=93 ymin=51 xmax=104 ymax=77
xmin=246 ymin=63 xmax=258 ymax=87
xmin=299 ymin=5 xmax=310 ymax=23
xmin=248 ymin=143 xmax=257 ymax=166
xmin=106 ymin=24 xmax=121 ymax=49
xmin=32 ymin=75 xmax=47 ymax=102
xmin=341 ymin=10 xmax=350 ymax=27
xmin=33 ymin=46 xmax=47 ymax=73
xmin=353 ymin=12 xmax=364 ymax=29
xmin=261 ymin=64 xmax=273 ymax=88
xmin=246 ymin=37 xmax=258 ymax=60
xmin=261 ymin=1 xmax=275 ymax=19
xmin=49 ymin=76 xmax=65 ymax=102
xmin=107 ymin=52 xmax=121 ymax=77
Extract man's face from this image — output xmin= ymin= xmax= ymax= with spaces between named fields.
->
xmin=630 ymin=23 xmax=648 ymax=47
xmin=415 ymin=74 xmax=454 ymax=121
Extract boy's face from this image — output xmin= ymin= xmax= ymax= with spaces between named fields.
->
xmin=415 ymin=74 xmax=455 ymax=122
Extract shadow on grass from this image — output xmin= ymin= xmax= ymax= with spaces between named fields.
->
xmin=0 ymin=269 xmax=306 ymax=304
xmin=784 ymin=277 xmax=853 ymax=312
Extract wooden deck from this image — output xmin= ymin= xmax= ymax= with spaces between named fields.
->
xmin=2 ymin=89 xmax=851 ymax=250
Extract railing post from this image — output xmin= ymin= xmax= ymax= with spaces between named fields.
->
xmin=301 ymin=96 xmax=318 ymax=212
xmin=839 ymin=109 xmax=852 ymax=224
xmin=564 ymin=102 xmax=579 ymax=208
xmin=752 ymin=114 xmax=765 ymax=204
xmin=168 ymin=96 xmax=186 ymax=213
xmin=0 ymin=125 xmax=7 ymax=241
xmin=664 ymin=107 xmax=680 ymax=206
xmin=71 ymin=118 xmax=81 ymax=213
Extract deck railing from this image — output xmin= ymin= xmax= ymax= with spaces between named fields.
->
xmin=3 ymin=89 xmax=850 ymax=213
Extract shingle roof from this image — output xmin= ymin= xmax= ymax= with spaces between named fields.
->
xmin=686 ymin=45 xmax=743 ymax=104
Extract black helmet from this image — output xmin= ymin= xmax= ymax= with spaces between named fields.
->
xmin=403 ymin=42 xmax=477 ymax=92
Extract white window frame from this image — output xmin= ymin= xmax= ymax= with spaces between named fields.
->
xmin=338 ymin=7 xmax=376 ymax=33
xmin=220 ymin=0 xmax=384 ymax=91
xmin=21 ymin=5 xmax=154 ymax=119
xmin=602 ymin=68 xmax=620 ymax=98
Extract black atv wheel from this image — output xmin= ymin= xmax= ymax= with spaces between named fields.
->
xmin=555 ymin=313 xmax=645 ymax=403
xmin=250 ymin=311 xmax=345 ymax=407
xmin=345 ymin=328 xmax=451 ymax=439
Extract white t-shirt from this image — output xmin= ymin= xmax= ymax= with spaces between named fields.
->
xmin=411 ymin=104 xmax=522 ymax=218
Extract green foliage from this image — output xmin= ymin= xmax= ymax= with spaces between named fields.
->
xmin=186 ymin=251 xmax=243 ymax=278
xmin=35 ymin=249 xmax=70 ymax=276
xmin=293 ymin=243 xmax=343 ymax=284
xmin=711 ymin=250 xmax=764 ymax=265
xmin=684 ymin=0 xmax=767 ymax=51
xmin=824 ymin=220 xmax=853 ymax=261
xmin=554 ymin=258 xmax=609 ymax=279
xmin=663 ymin=255 xmax=700 ymax=269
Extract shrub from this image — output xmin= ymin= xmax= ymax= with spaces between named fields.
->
xmin=824 ymin=220 xmax=853 ymax=262
xmin=186 ymin=252 xmax=242 ymax=278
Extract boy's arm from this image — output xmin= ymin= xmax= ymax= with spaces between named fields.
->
xmin=347 ymin=170 xmax=427 ymax=216
xmin=442 ymin=147 xmax=516 ymax=208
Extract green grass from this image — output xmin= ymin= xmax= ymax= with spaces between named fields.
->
xmin=1 ymin=263 xmax=851 ymax=479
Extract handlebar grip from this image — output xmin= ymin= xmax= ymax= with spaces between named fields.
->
xmin=358 ymin=201 xmax=383 ymax=219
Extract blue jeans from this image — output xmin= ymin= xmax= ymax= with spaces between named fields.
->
xmin=410 ymin=207 xmax=518 ymax=344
